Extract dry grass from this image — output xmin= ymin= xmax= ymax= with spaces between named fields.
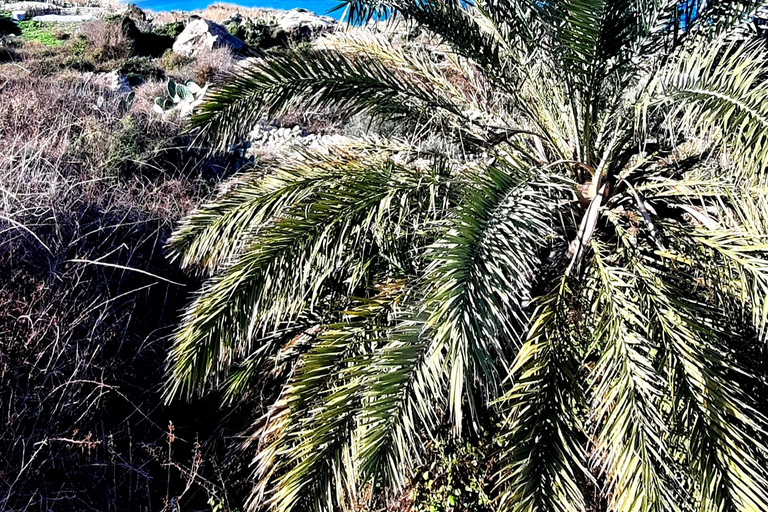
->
xmin=159 ymin=46 xmax=239 ymax=83
xmin=78 ymin=18 xmax=132 ymax=61
xmin=0 ymin=56 xmax=245 ymax=512
xmin=187 ymin=46 xmax=239 ymax=83
xmin=0 ymin=8 xmax=333 ymax=510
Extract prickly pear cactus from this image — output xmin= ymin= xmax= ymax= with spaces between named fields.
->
xmin=154 ymin=79 xmax=208 ymax=118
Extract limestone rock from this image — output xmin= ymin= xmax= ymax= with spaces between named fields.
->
xmin=245 ymin=121 xmax=333 ymax=157
xmin=276 ymin=9 xmax=336 ymax=39
xmin=83 ymin=70 xmax=131 ymax=94
xmin=172 ymin=18 xmax=246 ymax=57
xmin=103 ymin=70 xmax=131 ymax=94
xmin=31 ymin=14 xmax=96 ymax=22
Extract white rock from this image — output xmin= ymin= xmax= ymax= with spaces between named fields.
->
xmin=32 ymin=14 xmax=96 ymax=22
xmin=172 ymin=18 xmax=246 ymax=58
xmin=277 ymin=9 xmax=336 ymax=38
xmin=105 ymin=70 xmax=131 ymax=94
xmin=85 ymin=70 xmax=130 ymax=94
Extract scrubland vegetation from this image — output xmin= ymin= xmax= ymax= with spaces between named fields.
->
xmin=0 ymin=7 xmax=457 ymax=511
xmin=3 ymin=1 xmax=768 ymax=512
xmin=0 ymin=9 xmax=249 ymax=511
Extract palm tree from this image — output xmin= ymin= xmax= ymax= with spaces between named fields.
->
xmin=165 ymin=1 xmax=768 ymax=511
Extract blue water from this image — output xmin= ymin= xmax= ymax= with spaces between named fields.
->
xmin=132 ymin=0 xmax=345 ymax=18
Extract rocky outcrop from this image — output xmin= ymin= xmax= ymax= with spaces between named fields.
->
xmin=245 ymin=122 xmax=339 ymax=156
xmin=83 ymin=70 xmax=131 ymax=94
xmin=31 ymin=14 xmax=96 ymax=22
xmin=276 ymin=9 xmax=336 ymax=39
xmin=3 ymin=2 xmax=106 ymax=20
xmin=172 ymin=18 xmax=246 ymax=57
xmin=104 ymin=70 xmax=131 ymax=94
xmin=223 ymin=8 xmax=336 ymax=49
xmin=248 ymin=123 xmax=308 ymax=148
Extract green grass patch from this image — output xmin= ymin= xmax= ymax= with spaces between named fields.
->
xmin=18 ymin=21 xmax=67 ymax=46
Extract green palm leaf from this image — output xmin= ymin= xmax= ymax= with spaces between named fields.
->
xmin=496 ymin=278 xmax=588 ymax=512
xmin=167 ymin=2 xmax=768 ymax=511
xmin=649 ymin=40 xmax=768 ymax=180
xmin=190 ymin=48 xmax=483 ymax=150
xmin=424 ymin=161 xmax=560 ymax=429
xmin=166 ymin=151 xmax=450 ymax=399
xmin=588 ymin=247 xmax=683 ymax=512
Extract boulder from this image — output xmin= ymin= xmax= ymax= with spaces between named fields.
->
xmin=103 ymin=70 xmax=131 ymax=94
xmin=119 ymin=16 xmax=175 ymax=58
xmin=277 ymin=9 xmax=336 ymax=39
xmin=85 ymin=70 xmax=131 ymax=94
xmin=172 ymin=18 xmax=246 ymax=57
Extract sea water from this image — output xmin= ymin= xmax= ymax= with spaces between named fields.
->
xmin=131 ymin=0 xmax=345 ymax=18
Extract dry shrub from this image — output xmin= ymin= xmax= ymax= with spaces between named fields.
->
xmin=132 ymin=78 xmax=168 ymax=115
xmin=0 ymin=66 xmax=244 ymax=512
xmin=161 ymin=47 xmax=194 ymax=72
xmin=191 ymin=46 xmax=238 ymax=83
xmin=13 ymin=42 xmax=74 ymax=75
xmin=163 ymin=46 xmax=239 ymax=84
xmin=0 ymin=44 xmax=19 ymax=63
xmin=0 ymin=69 xmax=109 ymax=165
xmin=78 ymin=19 xmax=131 ymax=62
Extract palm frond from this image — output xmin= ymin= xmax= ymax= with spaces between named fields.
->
xmin=677 ymin=0 xmax=765 ymax=41
xmin=679 ymin=227 xmax=768 ymax=343
xmin=314 ymin=30 xmax=519 ymax=148
xmin=496 ymin=278 xmax=587 ymax=512
xmin=424 ymin=159 xmax=559 ymax=430
xmin=649 ymin=40 xmax=768 ymax=180
xmin=253 ymin=284 xmax=430 ymax=512
xmin=588 ymin=246 xmax=683 ymax=512
xmin=165 ymin=1 xmax=768 ymax=510
xmin=355 ymin=310 xmax=443 ymax=497
xmin=342 ymin=0 xmax=507 ymax=75
xmin=266 ymin=379 xmax=361 ymax=512
xmin=555 ymin=0 xmax=659 ymax=165
xmin=168 ymin=153 xmax=352 ymax=275
xmin=165 ymin=156 xmax=450 ymax=400
xmin=639 ymin=176 xmax=768 ymax=340
xmin=473 ymin=0 xmax=555 ymax=55
xmin=248 ymin=287 xmax=399 ymax=510
xmin=220 ymin=319 xmax=321 ymax=401
xmin=190 ymin=48 xmax=482 ymax=150
xmin=621 ymin=240 xmax=768 ymax=512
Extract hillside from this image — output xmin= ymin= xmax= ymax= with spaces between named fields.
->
xmin=0 ymin=3 xmax=349 ymax=511
xmin=6 ymin=2 xmax=768 ymax=512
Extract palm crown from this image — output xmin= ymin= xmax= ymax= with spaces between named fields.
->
xmin=165 ymin=1 xmax=768 ymax=511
